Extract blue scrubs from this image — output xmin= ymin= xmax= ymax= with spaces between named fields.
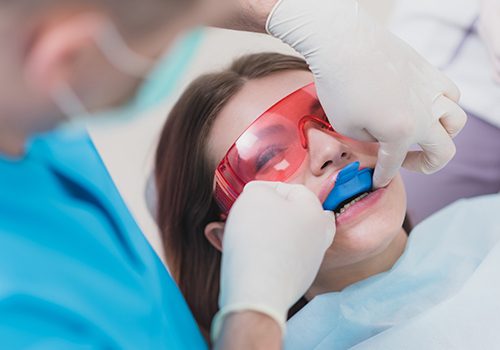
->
xmin=0 ymin=129 xmax=207 ymax=349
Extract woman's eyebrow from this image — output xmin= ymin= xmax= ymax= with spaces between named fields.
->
xmin=254 ymin=124 xmax=288 ymax=138
xmin=309 ymin=100 xmax=323 ymax=115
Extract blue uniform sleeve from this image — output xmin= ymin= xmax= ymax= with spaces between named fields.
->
xmin=0 ymin=129 xmax=207 ymax=350
xmin=0 ymin=296 xmax=103 ymax=349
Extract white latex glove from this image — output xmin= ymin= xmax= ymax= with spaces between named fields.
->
xmin=479 ymin=0 xmax=500 ymax=83
xmin=211 ymin=181 xmax=335 ymax=340
xmin=267 ymin=0 xmax=467 ymax=188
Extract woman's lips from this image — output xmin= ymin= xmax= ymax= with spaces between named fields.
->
xmin=335 ymin=186 xmax=387 ymax=226
xmin=319 ymin=173 xmax=340 ymax=204
xmin=317 ymin=163 xmax=385 ymax=227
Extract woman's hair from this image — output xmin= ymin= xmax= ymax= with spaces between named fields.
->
xmin=154 ymin=53 xmax=310 ymax=340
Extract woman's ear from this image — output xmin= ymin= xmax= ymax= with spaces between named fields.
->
xmin=204 ymin=222 xmax=226 ymax=252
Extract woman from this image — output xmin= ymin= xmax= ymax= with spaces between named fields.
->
xmin=154 ymin=53 xmax=500 ymax=347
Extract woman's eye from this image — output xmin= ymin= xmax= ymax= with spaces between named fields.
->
xmin=256 ymin=146 xmax=286 ymax=172
xmin=320 ymin=119 xmax=334 ymax=131
xmin=317 ymin=121 xmax=334 ymax=132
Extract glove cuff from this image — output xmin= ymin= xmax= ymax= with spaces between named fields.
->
xmin=210 ymin=304 xmax=286 ymax=343
xmin=266 ymin=0 xmax=359 ymax=42
xmin=266 ymin=0 xmax=379 ymax=65
xmin=265 ymin=0 xmax=285 ymax=35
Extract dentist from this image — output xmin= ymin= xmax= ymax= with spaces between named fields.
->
xmin=0 ymin=0 xmax=466 ymax=349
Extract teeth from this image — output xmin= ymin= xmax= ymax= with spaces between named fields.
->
xmin=335 ymin=192 xmax=370 ymax=218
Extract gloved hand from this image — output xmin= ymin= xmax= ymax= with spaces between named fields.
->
xmin=211 ymin=181 xmax=335 ymax=340
xmin=267 ymin=0 xmax=467 ymax=188
xmin=479 ymin=0 xmax=500 ymax=83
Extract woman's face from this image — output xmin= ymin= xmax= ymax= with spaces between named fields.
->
xmin=207 ymin=70 xmax=407 ymax=270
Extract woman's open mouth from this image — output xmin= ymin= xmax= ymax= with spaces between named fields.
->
xmin=333 ymin=186 xmax=387 ymax=225
xmin=334 ymin=191 xmax=371 ymax=218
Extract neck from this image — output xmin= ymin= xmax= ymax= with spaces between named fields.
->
xmin=306 ymin=228 xmax=408 ymax=298
xmin=0 ymin=123 xmax=27 ymax=157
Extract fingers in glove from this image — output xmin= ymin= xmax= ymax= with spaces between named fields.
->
xmin=433 ymin=95 xmax=468 ymax=138
xmin=403 ymin=124 xmax=456 ymax=174
xmin=439 ymin=75 xmax=461 ymax=103
xmin=373 ymin=141 xmax=409 ymax=189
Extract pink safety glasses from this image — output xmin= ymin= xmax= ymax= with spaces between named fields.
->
xmin=214 ymin=82 xmax=335 ymax=214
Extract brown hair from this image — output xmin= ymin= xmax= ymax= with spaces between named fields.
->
xmin=154 ymin=53 xmax=310 ymax=340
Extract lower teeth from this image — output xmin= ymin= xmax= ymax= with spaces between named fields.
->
xmin=335 ymin=192 xmax=370 ymax=218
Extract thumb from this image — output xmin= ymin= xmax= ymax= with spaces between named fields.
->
xmin=373 ymin=142 xmax=408 ymax=188
xmin=243 ymin=181 xmax=282 ymax=194
xmin=322 ymin=210 xmax=336 ymax=247
xmin=247 ymin=181 xmax=318 ymax=204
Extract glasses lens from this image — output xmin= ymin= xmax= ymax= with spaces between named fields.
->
xmin=230 ymin=114 xmax=307 ymax=183
xmin=214 ymin=83 xmax=329 ymax=213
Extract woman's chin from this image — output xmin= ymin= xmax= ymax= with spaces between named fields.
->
xmin=332 ymin=221 xmax=399 ymax=258
xmin=325 ymin=177 xmax=407 ymax=266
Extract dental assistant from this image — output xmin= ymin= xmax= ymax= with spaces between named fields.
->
xmin=0 ymin=0 xmax=466 ymax=349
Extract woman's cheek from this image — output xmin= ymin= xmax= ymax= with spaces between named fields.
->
xmin=353 ymin=141 xmax=379 ymax=159
xmin=339 ymin=137 xmax=379 ymax=164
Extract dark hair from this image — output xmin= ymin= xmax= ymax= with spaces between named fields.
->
xmin=154 ymin=53 xmax=310 ymax=341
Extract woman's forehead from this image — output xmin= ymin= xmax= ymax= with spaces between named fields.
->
xmin=208 ymin=70 xmax=314 ymax=165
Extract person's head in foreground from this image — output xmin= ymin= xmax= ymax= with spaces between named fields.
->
xmin=0 ymin=0 xmax=201 ymax=155
xmin=154 ymin=53 xmax=411 ymax=340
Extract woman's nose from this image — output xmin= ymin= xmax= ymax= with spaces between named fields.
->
xmin=306 ymin=127 xmax=352 ymax=176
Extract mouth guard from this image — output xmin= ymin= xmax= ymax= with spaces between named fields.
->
xmin=323 ymin=161 xmax=374 ymax=212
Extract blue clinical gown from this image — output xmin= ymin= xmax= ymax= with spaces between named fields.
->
xmin=0 ymin=129 xmax=207 ymax=349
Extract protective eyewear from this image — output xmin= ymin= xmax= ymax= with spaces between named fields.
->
xmin=213 ymin=82 xmax=334 ymax=214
